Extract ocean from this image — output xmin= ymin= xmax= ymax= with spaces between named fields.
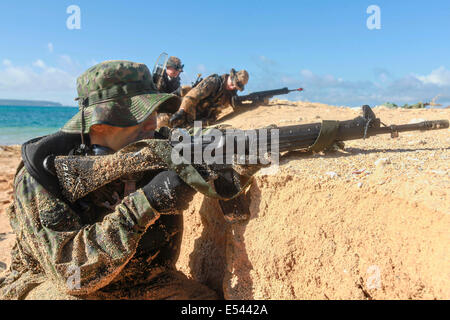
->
xmin=0 ymin=106 xmax=78 ymax=145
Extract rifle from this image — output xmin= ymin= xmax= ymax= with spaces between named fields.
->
xmin=231 ymin=87 xmax=304 ymax=108
xmin=152 ymin=52 xmax=168 ymax=91
xmin=52 ymin=106 xmax=448 ymax=203
xmin=191 ymin=73 xmax=203 ymax=88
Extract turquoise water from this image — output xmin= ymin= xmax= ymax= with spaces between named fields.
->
xmin=0 ymin=106 xmax=78 ymax=145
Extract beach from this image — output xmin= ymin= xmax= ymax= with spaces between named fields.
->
xmin=0 ymin=102 xmax=449 ymax=299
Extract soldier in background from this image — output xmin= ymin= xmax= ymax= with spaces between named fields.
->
xmin=168 ymin=68 xmax=251 ymax=232
xmin=154 ymin=56 xmax=184 ymax=96
xmin=154 ymin=56 xmax=184 ymax=127
xmin=169 ymin=68 xmax=249 ymax=128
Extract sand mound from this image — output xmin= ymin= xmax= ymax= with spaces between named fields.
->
xmin=1 ymin=102 xmax=449 ymax=299
xmin=175 ymin=102 xmax=450 ymax=299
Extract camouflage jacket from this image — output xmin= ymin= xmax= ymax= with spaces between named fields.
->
xmin=180 ymin=74 xmax=237 ymax=124
xmin=155 ymin=71 xmax=181 ymax=96
xmin=0 ymin=157 xmax=182 ymax=299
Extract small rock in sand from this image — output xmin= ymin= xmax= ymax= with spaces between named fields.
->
xmin=325 ymin=171 xmax=338 ymax=178
xmin=374 ymin=158 xmax=391 ymax=167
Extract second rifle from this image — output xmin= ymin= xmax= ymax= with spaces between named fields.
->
xmin=231 ymin=87 xmax=304 ymax=108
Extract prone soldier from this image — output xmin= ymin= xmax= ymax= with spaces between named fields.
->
xmin=167 ymin=68 xmax=251 ymax=229
xmin=0 ymin=60 xmax=218 ymax=300
xmin=169 ymin=68 xmax=249 ymax=128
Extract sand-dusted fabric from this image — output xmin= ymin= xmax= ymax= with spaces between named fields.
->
xmin=179 ymin=74 xmax=236 ymax=124
xmin=0 ymin=161 xmax=211 ymax=299
xmin=229 ymin=69 xmax=249 ymax=91
xmin=166 ymin=56 xmax=184 ymax=72
xmin=24 ymin=270 xmax=217 ymax=300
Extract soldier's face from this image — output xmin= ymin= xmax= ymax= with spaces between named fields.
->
xmin=92 ymin=113 xmax=158 ymax=151
xmin=166 ymin=67 xmax=180 ymax=78
xmin=120 ymin=113 xmax=158 ymax=146
xmin=226 ymin=76 xmax=237 ymax=91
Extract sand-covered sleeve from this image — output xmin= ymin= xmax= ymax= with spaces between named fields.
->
xmin=12 ymin=170 xmax=160 ymax=296
xmin=179 ymin=75 xmax=220 ymax=118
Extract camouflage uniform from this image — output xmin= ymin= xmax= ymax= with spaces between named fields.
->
xmin=0 ymin=61 xmax=217 ymax=300
xmin=175 ymin=69 xmax=249 ymax=126
xmin=154 ymin=56 xmax=183 ymax=96
xmin=156 ymin=72 xmax=181 ymax=96
xmin=155 ymin=57 xmax=183 ymax=127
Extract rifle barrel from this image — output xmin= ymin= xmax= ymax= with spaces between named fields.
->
xmin=336 ymin=119 xmax=449 ymax=141
xmin=371 ymin=120 xmax=449 ymax=135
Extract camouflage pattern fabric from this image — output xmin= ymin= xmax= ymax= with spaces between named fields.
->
xmin=0 ymin=160 xmax=216 ymax=299
xmin=166 ymin=56 xmax=184 ymax=71
xmin=24 ymin=270 xmax=217 ymax=300
xmin=62 ymin=60 xmax=180 ymax=134
xmin=179 ymin=74 xmax=236 ymax=125
xmin=157 ymin=113 xmax=171 ymax=128
xmin=155 ymin=70 xmax=181 ymax=96
xmin=180 ymin=85 xmax=192 ymax=97
xmin=54 ymin=138 xmax=257 ymax=204
xmin=0 ymin=60 xmax=214 ymax=300
xmin=24 ymin=269 xmax=217 ymax=300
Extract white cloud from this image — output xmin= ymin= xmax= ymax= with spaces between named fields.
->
xmin=32 ymin=59 xmax=46 ymax=69
xmin=293 ymin=68 xmax=450 ymax=107
xmin=196 ymin=64 xmax=206 ymax=73
xmin=259 ymin=56 xmax=276 ymax=65
xmin=0 ymin=58 xmax=78 ymax=105
xmin=300 ymin=69 xmax=314 ymax=78
xmin=59 ymin=54 xmax=73 ymax=66
xmin=416 ymin=66 xmax=450 ymax=86
xmin=2 ymin=59 xmax=12 ymax=67
xmin=251 ymin=55 xmax=450 ymax=106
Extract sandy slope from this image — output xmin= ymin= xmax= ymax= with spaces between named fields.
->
xmin=0 ymin=102 xmax=449 ymax=299
xmin=175 ymin=102 xmax=450 ymax=299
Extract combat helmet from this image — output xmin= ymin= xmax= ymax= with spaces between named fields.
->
xmin=166 ymin=56 xmax=184 ymax=72
xmin=62 ymin=60 xmax=180 ymax=134
xmin=229 ymin=69 xmax=249 ymax=91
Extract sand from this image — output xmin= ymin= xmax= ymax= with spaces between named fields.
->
xmin=0 ymin=145 xmax=21 ymax=271
xmin=1 ymin=102 xmax=449 ymax=299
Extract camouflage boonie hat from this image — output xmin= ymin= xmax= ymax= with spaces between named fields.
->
xmin=62 ymin=60 xmax=180 ymax=133
xmin=166 ymin=56 xmax=184 ymax=72
xmin=230 ymin=69 xmax=249 ymax=91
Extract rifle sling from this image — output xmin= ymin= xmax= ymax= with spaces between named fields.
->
xmin=307 ymin=120 xmax=340 ymax=152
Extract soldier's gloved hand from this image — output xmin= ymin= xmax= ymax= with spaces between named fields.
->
xmin=169 ymin=109 xmax=188 ymax=127
xmin=142 ymin=170 xmax=196 ymax=213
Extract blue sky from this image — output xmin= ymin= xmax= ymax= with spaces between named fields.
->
xmin=0 ymin=0 xmax=449 ymax=106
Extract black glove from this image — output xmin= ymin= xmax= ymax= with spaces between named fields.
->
xmin=169 ymin=109 xmax=188 ymax=127
xmin=143 ymin=170 xmax=196 ymax=213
